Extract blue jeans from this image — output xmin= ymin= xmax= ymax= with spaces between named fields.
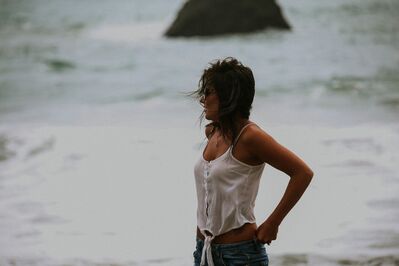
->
xmin=193 ymin=237 xmax=269 ymax=266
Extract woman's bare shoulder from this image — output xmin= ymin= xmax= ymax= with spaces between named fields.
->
xmin=244 ymin=122 xmax=312 ymax=176
xmin=242 ymin=122 xmax=274 ymax=144
xmin=245 ymin=122 xmax=267 ymax=138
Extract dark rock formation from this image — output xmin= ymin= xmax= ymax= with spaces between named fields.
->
xmin=165 ymin=0 xmax=291 ymax=37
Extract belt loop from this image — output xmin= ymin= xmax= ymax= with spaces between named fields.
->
xmin=253 ymin=237 xmax=260 ymax=251
xmin=214 ymin=243 xmax=219 ymax=256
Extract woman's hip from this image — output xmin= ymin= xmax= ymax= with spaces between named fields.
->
xmin=193 ymin=237 xmax=269 ymax=266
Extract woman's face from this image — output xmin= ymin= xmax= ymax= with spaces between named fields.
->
xmin=202 ymin=86 xmax=219 ymax=121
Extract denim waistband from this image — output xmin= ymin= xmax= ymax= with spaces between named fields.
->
xmin=196 ymin=237 xmax=262 ymax=251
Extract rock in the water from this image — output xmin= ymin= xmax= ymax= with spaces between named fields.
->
xmin=165 ymin=0 xmax=291 ymax=37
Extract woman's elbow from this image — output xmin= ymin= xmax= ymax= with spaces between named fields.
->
xmin=293 ymin=166 xmax=313 ymax=183
xmin=288 ymin=164 xmax=314 ymax=182
xmin=303 ymin=167 xmax=314 ymax=182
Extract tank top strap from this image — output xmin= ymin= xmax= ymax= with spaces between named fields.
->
xmin=232 ymin=122 xmax=254 ymax=147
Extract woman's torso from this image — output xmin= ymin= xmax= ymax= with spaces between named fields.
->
xmin=194 ymin=121 xmax=265 ymax=243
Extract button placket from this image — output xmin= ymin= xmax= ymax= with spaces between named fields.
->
xmin=204 ymin=162 xmax=211 ymax=223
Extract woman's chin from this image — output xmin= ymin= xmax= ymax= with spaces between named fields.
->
xmin=204 ymin=110 xmax=217 ymax=121
xmin=205 ymin=115 xmax=217 ymax=122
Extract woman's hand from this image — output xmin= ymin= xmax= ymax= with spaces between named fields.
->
xmin=256 ymin=220 xmax=279 ymax=245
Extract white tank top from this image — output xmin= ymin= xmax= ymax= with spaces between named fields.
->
xmin=193 ymin=122 xmax=266 ymax=266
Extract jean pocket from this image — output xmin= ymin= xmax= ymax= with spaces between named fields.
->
xmin=222 ymin=244 xmax=268 ymax=265
xmin=222 ymin=248 xmax=250 ymax=265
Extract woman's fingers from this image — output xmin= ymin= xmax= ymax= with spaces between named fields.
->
xmin=257 ymin=234 xmax=275 ymax=245
xmin=255 ymin=224 xmax=279 ymax=246
xmin=256 ymin=220 xmax=279 ymax=245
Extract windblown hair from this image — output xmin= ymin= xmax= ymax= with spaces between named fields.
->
xmin=191 ymin=57 xmax=255 ymax=143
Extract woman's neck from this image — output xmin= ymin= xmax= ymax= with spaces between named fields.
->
xmin=213 ymin=117 xmax=250 ymax=144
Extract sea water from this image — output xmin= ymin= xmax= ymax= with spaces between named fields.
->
xmin=0 ymin=0 xmax=398 ymax=265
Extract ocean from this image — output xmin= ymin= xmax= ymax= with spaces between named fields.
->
xmin=0 ymin=0 xmax=398 ymax=265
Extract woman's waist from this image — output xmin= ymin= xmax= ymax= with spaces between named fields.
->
xmin=196 ymin=223 xmax=257 ymax=244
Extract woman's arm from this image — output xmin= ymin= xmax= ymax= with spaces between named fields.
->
xmin=245 ymin=125 xmax=314 ymax=244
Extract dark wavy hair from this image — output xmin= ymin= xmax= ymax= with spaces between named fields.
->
xmin=191 ymin=57 xmax=255 ymax=143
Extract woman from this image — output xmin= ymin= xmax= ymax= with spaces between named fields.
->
xmin=191 ymin=57 xmax=314 ymax=266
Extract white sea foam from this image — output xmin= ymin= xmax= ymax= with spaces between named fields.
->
xmin=87 ymin=22 xmax=167 ymax=43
